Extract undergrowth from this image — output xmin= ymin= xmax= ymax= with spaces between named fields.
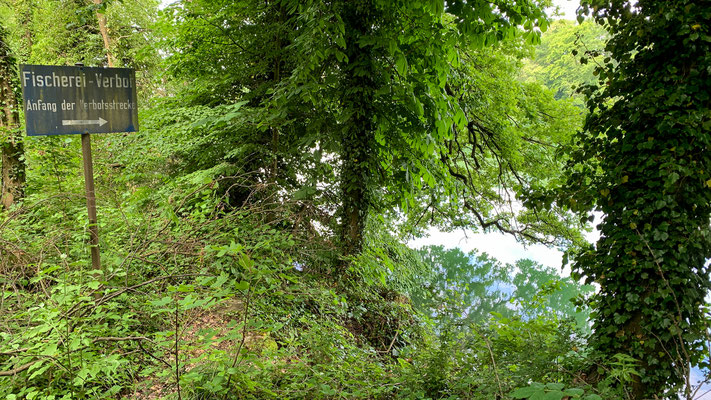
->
xmin=0 ymin=165 xmax=622 ymax=399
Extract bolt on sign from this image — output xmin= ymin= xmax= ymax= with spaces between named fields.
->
xmin=20 ymin=64 xmax=138 ymax=135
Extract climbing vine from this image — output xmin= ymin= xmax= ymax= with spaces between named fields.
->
xmin=559 ymin=1 xmax=711 ymax=397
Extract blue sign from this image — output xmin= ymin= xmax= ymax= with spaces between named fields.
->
xmin=20 ymin=64 xmax=139 ymax=136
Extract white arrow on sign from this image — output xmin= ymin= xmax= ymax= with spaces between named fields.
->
xmin=61 ymin=117 xmax=108 ymax=127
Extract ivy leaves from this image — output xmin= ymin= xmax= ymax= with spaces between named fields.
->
xmin=558 ymin=1 xmax=711 ymax=396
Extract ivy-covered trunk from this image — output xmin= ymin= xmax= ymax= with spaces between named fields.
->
xmin=0 ymin=24 xmax=25 ymax=210
xmin=566 ymin=1 xmax=711 ymax=397
xmin=338 ymin=1 xmax=378 ymax=257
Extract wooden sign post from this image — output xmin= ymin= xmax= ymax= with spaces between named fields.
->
xmin=81 ymin=132 xmax=101 ymax=270
xmin=20 ymin=63 xmax=139 ymax=270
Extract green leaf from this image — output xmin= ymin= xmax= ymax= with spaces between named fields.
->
xmin=41 ymin=343 xmax=58 ymax=356
xmin=395 ymin=53 xmax=408 ymax=75
xmin=563 ymin=388 xmax=585 ymax=396
xmin=544 ymin=391 xmax=565 ymax=400
xmin=511 ymin=386 xmax=540 ymax=398
xmin=530 ymin=392 xmax=547 ymax=400
xmin=150 ymin=296 xmax=173 ymax=307
xmin=545 ymin=383 xmax=565 ymax=390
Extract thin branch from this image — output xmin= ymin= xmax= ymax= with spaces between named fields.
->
xmin=472 ymin=327 xmax=504 ymax=398
xmin=223 ymin=283 xmax=253 ymax=400
xmin=0 ymin=360 xmax=37 ymax=376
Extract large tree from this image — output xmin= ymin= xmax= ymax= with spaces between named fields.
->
xmin=286 ymin=0 xmax=553 ymax=256
xmin=559 ymin=1 xmax=711 ymax=397
xmin=160 ymin=0 xmax=590 ymax=263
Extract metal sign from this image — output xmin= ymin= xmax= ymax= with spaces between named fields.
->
xmin=20 ymin=64 xmax=138 ymax=136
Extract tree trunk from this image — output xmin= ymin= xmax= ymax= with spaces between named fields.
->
xmin=269 ymin=9 xmax=282 ymax=185
xmin=93 ymin=0 xmax=115 ymax=67
xmin=338 ymin=1 xmax=377 ymax=257
xmin=0 ymin=25 xmax=25 ymax=210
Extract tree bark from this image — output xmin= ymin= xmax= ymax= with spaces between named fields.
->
xmin=93 ymin=0 xmax=115 ymax=67
xmin=0 ymin=25 xmax=25 ymax=210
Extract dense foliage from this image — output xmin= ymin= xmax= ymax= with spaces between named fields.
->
xmin=520 ymin=19 xmax=607 ymax=103
xmin=553 ymin=0 xmax=711 ymax=398
xmin=0 ymin=0 xmax=709 ymax=399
